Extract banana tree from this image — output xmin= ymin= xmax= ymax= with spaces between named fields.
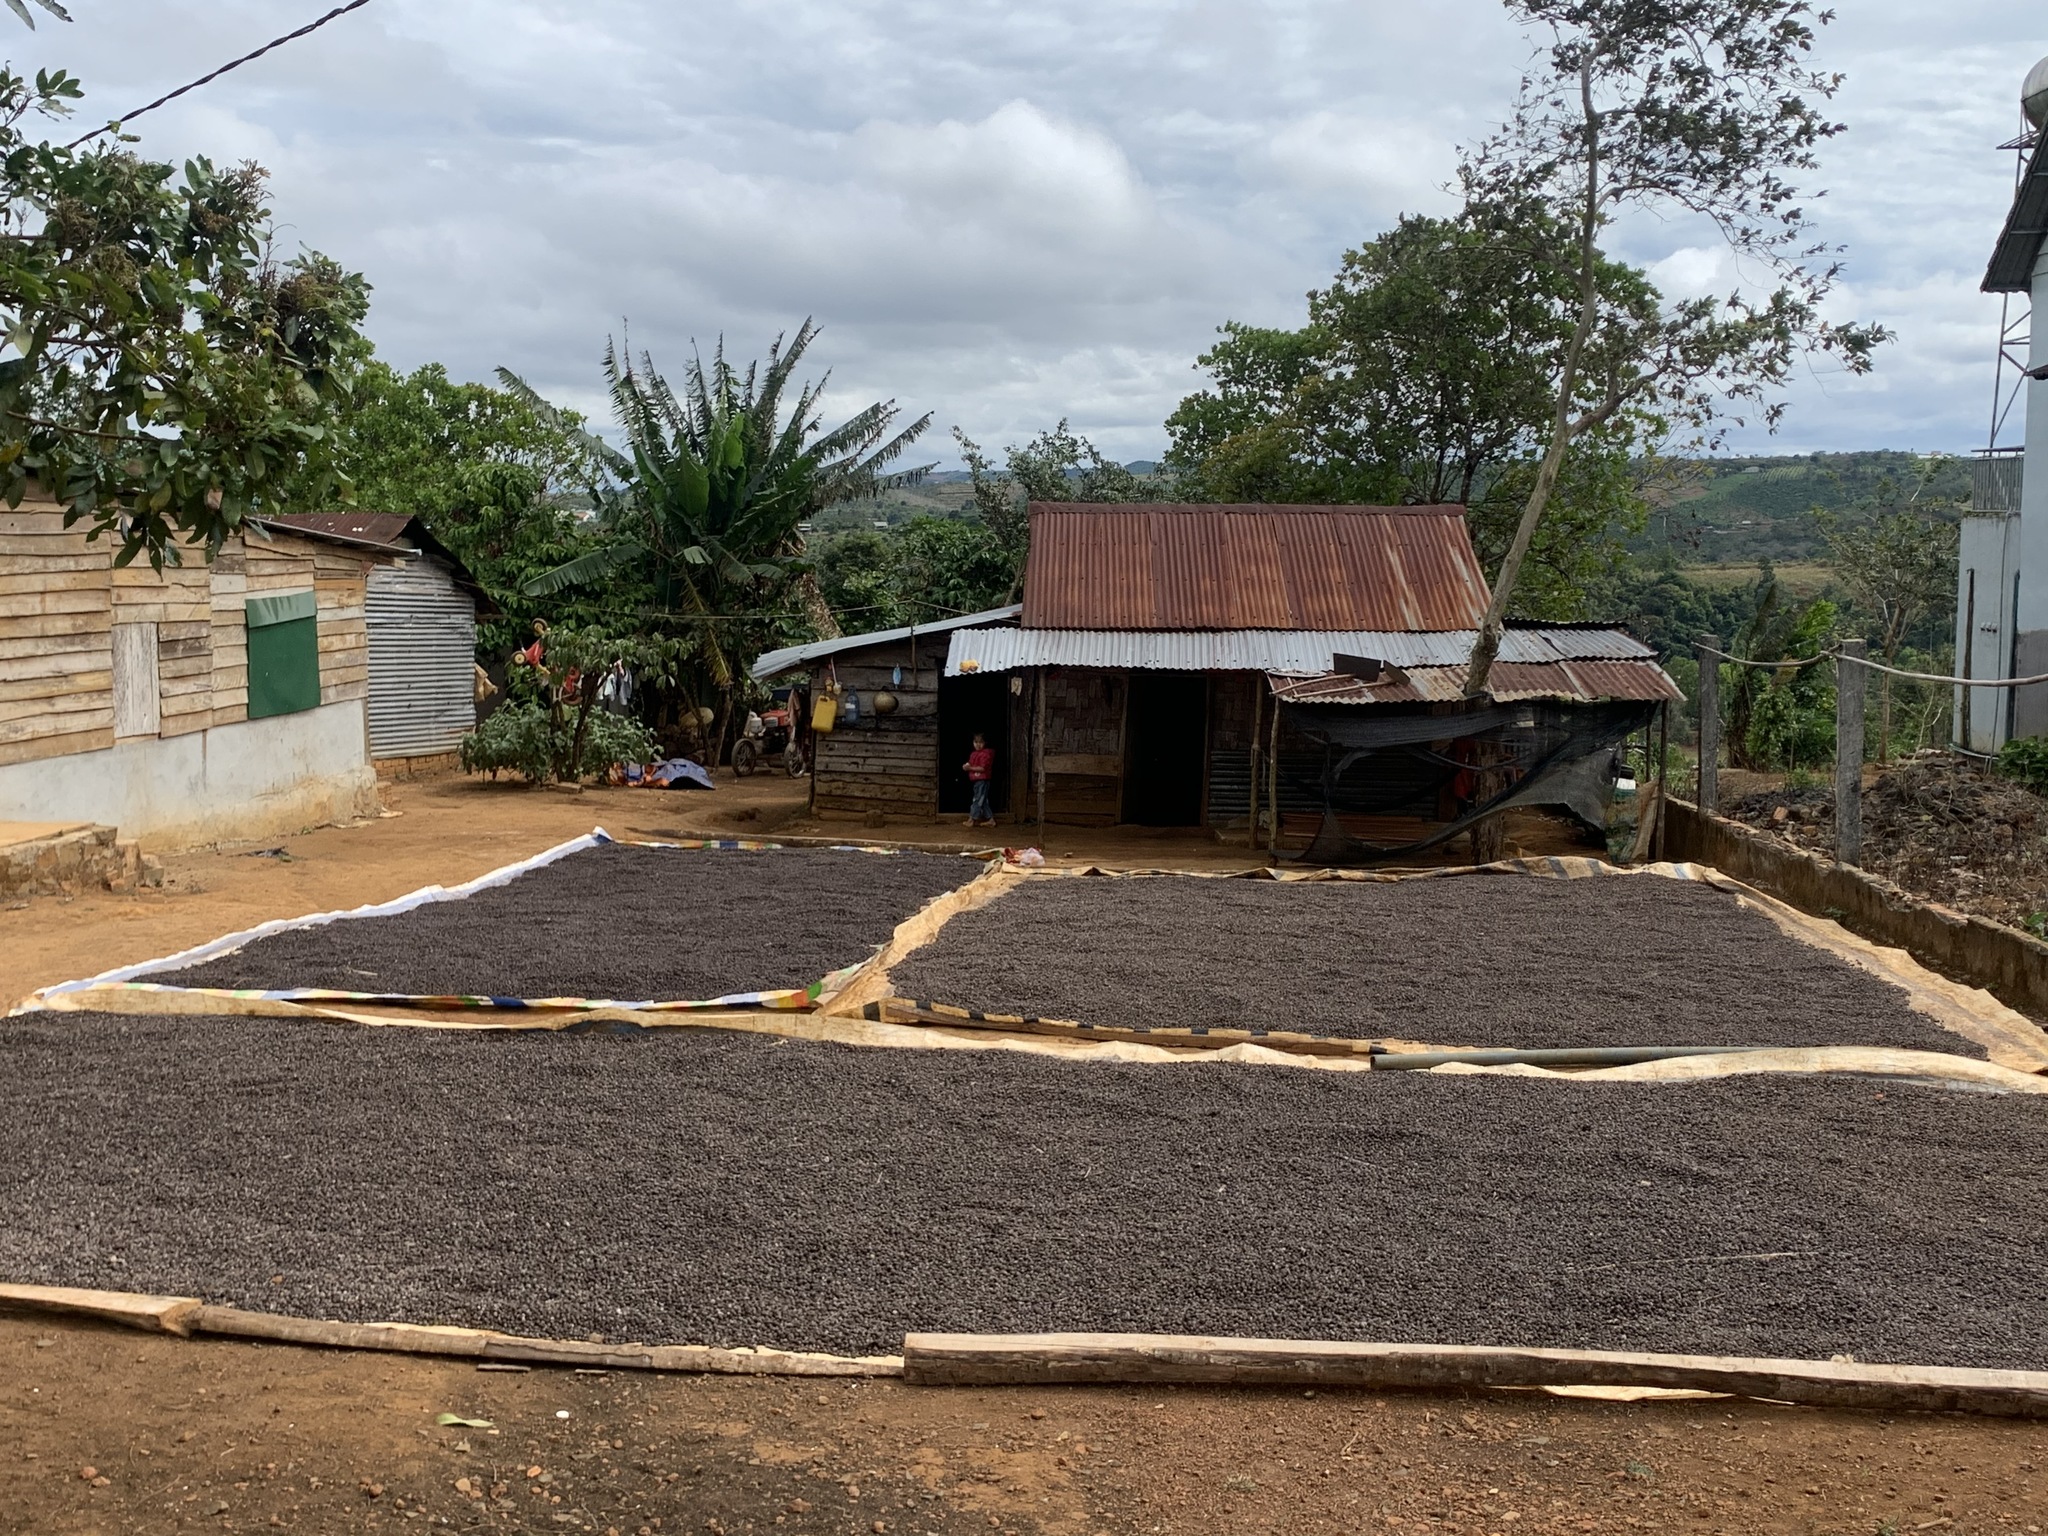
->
xmin=503 ymin=320 xmax=931 ymax=759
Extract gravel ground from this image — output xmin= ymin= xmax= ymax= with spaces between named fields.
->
xmin=159 ymin=843 xmax=975 ymax=1001
xmin=5 ymin=1010 xmax=2045 ymax=1370
xmin=889 ymin=872 xmax=1988 ymax=1055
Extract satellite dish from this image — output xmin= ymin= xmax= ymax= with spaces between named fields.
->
xmin=2025 ymin=54 xmax=2048 ymax=130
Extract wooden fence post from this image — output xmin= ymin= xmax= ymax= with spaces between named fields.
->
xmin=1836 ymin=639 xmax=1866 ymax=866
xmin=1695 ymin=635 xmax=1719 ymax=813
xmin=1034 ymin=668 xmax=1047 ymax=841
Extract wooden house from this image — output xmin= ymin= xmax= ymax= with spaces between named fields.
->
xmin=756 ymin=503 xmax=1680 ymax=858
xmin=0 ymin=500 xmax=398 ymax=847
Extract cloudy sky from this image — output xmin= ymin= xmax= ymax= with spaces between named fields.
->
xmin=21 ymin=0 xmax=2046 ymax=465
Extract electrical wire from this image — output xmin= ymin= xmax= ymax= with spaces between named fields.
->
xmin=65 ymin=0 xmax=374 ymax=149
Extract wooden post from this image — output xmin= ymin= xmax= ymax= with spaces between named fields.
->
xmin=1266 ymin=697 xmax=1281 ymax=860
xmin=1247 ymin=681 xmax=1262 ymax=847
xmin=1695 ymin=635 xmax=1720 ymax=813
xmin=1034 ymin=667 xmax=1047 ymax=842
xmin=1653 ymin=700 xmax=1669 ymax=861
xmin=1836 ymin=639 xmax=1867 ymax=867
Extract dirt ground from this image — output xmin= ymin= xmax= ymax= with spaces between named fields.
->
xmin=8 ymin=1317 xmax=2048 ymax=1536
xmin=9 ymin=768 xmax=2048 ymax=1533
xmin=1720 ymin=756 xmax=2048 ymax=936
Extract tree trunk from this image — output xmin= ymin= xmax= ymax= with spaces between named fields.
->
xmin=796 ymin=570 xmax=841 ymax=641
xmin=1462 ymin=432 xmax=1574 ymax=697
xmin=566 ymin=684 xmax=598 ymax=782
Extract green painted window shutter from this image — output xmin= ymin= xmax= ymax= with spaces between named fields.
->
xmin=246 ymin=591 xmax=321 ymax=719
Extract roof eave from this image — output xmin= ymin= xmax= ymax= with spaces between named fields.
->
xmin=1983 ymin=136 xmax=2048 ymax=294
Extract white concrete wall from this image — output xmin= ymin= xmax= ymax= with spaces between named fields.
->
xmin=2021 ymin=250 xmax=2048 ymax=632
xmin=2010 ymin=251 xmax=2048 ymax=738
xmin=0 ymin=701 xmax=378 ymax=850
xmin=1956 ymin=513 xmax=2022 ymax=752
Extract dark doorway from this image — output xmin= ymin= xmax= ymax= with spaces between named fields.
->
xmin=939 ymin=673 xmax=1010 ymax=816
xmin=1123 ymin=671 xmax=1208 ymax=825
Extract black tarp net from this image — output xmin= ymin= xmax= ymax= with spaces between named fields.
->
xmin=1276 ymin=697 xmax=1659 ymax=864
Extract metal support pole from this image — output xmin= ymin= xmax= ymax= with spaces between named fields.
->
xmin=1695 ymin=635 xmax=1719 ymax=813
xmin=1836 ymin=639 xmax=1867 ymax=866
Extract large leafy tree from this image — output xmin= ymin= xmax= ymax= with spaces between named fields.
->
xmin=295 ymin=361 xmax=610 ymax=658
xmin=1164 ymin=209 xmax=1658 ymax=618
xmin=1458 ymin=0 xmax=1887 ymax=694
xmin=0 ymin=67 xmax=369 ymax=564
xmin=511 ymin=320 xmax=931 ymax=743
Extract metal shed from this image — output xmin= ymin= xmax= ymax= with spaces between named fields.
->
xmin=365 ymin=557 xmax=479 ymax=759
xmin=257 ymin=514 xmax=489 ymax=763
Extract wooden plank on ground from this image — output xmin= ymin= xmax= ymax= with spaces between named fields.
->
xmin=0 ymin=1282 xmax=202 ymax=1336
xmin=901 ymin=1333 xmax=2048 ymax=1419
xmin=189 ymin=1306 xmax=901 ymax=1377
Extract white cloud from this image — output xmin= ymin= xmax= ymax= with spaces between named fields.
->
xmin=9 ymin=0 xmax=2045 ymax=464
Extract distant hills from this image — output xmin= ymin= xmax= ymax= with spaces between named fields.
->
xmin=1636 ymin=451 xmax=1970 ymax=566
xmin=819 ymin=450 xmax=1972 ymax=569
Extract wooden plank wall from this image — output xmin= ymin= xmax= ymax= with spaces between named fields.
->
xmin=1040 ymin=667 xmax=1126 ymax=826
xmin=0 ymin=509 xmax=112 ymax=767
xmin=0 ymin=505 xmax=376 ymax=770
xmin=811 ymin=640 xmax=941 ymax=819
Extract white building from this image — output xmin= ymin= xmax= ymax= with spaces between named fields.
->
xmin=1958 ymin=56 xmax=2048 ymax=750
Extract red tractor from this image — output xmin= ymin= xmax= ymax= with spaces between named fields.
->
xmin=731 ymin=701 xmax=806 ymax=777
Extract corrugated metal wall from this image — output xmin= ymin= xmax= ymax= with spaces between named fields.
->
xmin=366 ymin=559 xmax=476 ymax=759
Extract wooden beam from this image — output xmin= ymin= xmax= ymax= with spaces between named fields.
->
xmin=0 ymin=1282 xmax=202 ymax=1336
xmin=190 ymin=1305 xmax=899 ymax=1376
xmin=900 ymin=1332 xmax=2048 ymax=1418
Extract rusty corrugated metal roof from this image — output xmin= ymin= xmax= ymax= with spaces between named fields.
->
xmin=1021 ymin=504 xmax=1490 ymax=631
xmin=1267 ymin=658 xmax=1680 ymax=707
xmin=263 ymin=511 xmax=416 ymax=549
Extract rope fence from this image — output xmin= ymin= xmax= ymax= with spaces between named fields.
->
xmin=1695 ymin=644 xmax=2048 ymax=692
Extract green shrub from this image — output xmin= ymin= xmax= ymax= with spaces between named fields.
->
xmin=460 ymin=702 xmax=656 ymax=784
xmin=1996 ymin=736 xmax=2048 ymax=798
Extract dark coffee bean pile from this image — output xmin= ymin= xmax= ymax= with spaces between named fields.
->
xmin=5 ymin=1011 xmax=2044 ymax=1369
xmin=161 ymin=844 xmax=975 ymax=1001
xmin=889 ymin=872 xmax=1988 ymax=1055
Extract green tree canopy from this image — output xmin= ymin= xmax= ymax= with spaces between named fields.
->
xmin=511 ymin=320 xmax=931 ymax=739
xmin=0 ymin=67 xmax=369 ymax=564
xmin=1456 ymin=0 xmax=1887 ymax=692
xmin=1164 ymin=208 xmax=1659 ymax=619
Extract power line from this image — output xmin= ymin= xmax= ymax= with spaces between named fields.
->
xmin=66 ymin=0 xmax=374 ymax=150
